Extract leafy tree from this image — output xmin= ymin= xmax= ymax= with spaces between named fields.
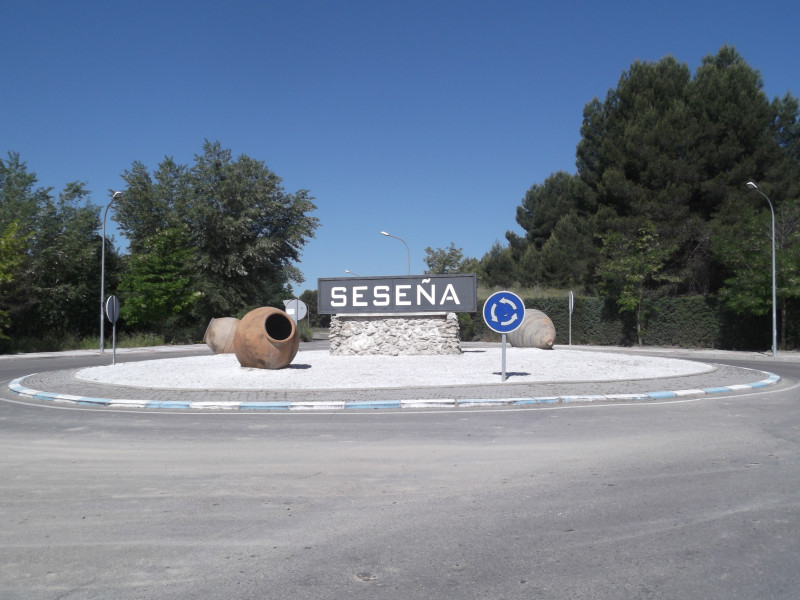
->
xmin=114 ymin=141 xmax=319 ymax=332
xmin=118 ymin=227 xmax=196 ymax=336
xmin=32 ymin=182 xmax=109 ymax=338
xmin=714 ymin=195 xmax=800 ymax=348
xmin=506 ymin=46 xmax=799 ymax=301
xmin=597 ymin=222 xmax=678 ymax=346
xmin=536 ymin=210 xmax=599 ymax=289
xmin=0 ymin=152 xmax=50 ymax=230
xmin=505 ymin=172 xmax=597 ymax=287
xmin=508 ymin=171 xmax=591 ymax=250
xmin=0 ymin=154 xmax=110 ymax=343
xmin=575 ymin=54 xmax=711 ymax=293
xmin=115 ymin=157 xmax=188 ymax=254
xmin=423 ymin=243 xmax=467 ymax=274
xmin=0 ymin=222 xmax=28 ymax=337
xmin=479 ymin=241 xmax=516 ymax=288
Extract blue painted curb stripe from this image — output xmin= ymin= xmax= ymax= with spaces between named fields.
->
xmin=146 ymin=401 xmax=191 ymax=409
xmin=290 ymin=401 xmax=347 ymax=410
xmin=647 ymin=391 xmax=677 ymax=399
xmin=512 ymin=397 xmax=559 ymax=405
xmin=240 ymin=402 xmax=291 ymax=410
xmin=345 ymin=400 xmax=402 ymax=409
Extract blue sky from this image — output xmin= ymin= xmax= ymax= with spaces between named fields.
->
xmin=2 ymin=1 xmax=798 ymax=296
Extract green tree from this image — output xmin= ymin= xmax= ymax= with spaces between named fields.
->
xmin=0 ymin=153 xmax=111 ymax=343
xmin=576 ymin=54 xmax=711 ymax=293
xmin=506 ymin=172 xmax=596 ymax=287
xmin=508 ymin=171 xmax=593 ymax=249
xmin=714 ymin=195 xmax=800 ymax=348
xmin=423 ymin=243 xmax=467 ymax=274
xmin=506 ymin=45 xmax=800 ymax=298
xmin=118 ymin=227 xmax=196 ymax=336
xmin=597 ymin=222 xmax=678 ymax=346
xmin=479 ymin=241 xmax=516 ymax=288
xmin=0 ymin=222 xmax=28 ymax=337
xmin=115 ymin=157 xmax=188 ymax=254
xmin=114 ymin=141 xmax=319 ymax=332
xmin=536 ymin=210 xmax=599 ymax=289
xmin=32 ymin=182 xmax=109 ymax=338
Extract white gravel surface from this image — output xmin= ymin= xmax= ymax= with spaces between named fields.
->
xmin=76 ymin=348 xmax=714 ymax=390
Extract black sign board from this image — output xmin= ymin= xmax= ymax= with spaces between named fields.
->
xmin=318 ymin=274 xmax=477 ymax=314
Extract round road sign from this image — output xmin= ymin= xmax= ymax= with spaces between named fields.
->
xmin=482 ymin=291 xmax=525 ymax=334
xmin=283 ymin=298 xmax=308 ymax=322
xmin=105 ymin=295 xmax=120 ymax=324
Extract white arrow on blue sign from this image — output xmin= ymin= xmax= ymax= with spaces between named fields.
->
xmin=482 ymin=291 xmax=525 ymax=334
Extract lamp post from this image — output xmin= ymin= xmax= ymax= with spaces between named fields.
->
xmin=100 ymin=191 xmax=122 ymax=353
xmin=380 ymin=230 xmax=410 ymax=275
xmin=344 ymin=270 xmax=361 ymax=277
xmin=746 ymin=181 xmax=777 ymax=357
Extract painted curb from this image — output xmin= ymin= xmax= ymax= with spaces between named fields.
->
xmin=7 ymin=371 xmax=781 ymax=411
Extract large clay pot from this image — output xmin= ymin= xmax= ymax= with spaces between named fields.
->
xmin=507 ymin=309 xmax=556 ymax=349
xmin=203 ymin=317 xmax=240 ymax=354
xmin=233 ymin=307 xmax=300 ymax=369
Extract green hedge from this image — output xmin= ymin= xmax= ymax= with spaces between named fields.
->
xmin=464 ymin=295 xmax=789 ymax=351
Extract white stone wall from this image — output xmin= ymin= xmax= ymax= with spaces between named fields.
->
xmin=329 ymin=313 xmax=461 ymax=356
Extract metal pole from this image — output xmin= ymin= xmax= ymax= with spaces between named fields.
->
xmin=747 ymin=182 xmax=777 ymax=357
xmin=501 ymin=333 xmax=507 ymax=382
xmin=769 ymin=201 xmax=777 ymax=358
xmin=568 ymin=290 xmax=574 ymax=348
xmin=100 ymin=191 xmax=121 ymax=353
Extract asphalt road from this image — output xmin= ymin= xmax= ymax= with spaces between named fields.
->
xmin=1 ymin=348 xmax=799 ymax=599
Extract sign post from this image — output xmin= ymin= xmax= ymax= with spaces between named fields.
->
xmin=105 ymin=295 xmax=120 ymax=365
xmin=568 ymin=290 xmax=574 ymax=348
xmin=482 ymin=291 xmax=525 ymax=381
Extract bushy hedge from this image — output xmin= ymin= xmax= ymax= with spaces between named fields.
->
xmin=464 ymin=295 xmax=792 ymax=351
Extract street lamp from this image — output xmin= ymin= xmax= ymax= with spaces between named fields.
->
xmin=100 ymin=191 xmax=122 ymax=353
xmin=344 ymin=269 xmax=361 ymax=277
xmin=746 ymin=181 xmax=777 ymax=357
xmin=380 ymin=230 xmax=410 ymax=275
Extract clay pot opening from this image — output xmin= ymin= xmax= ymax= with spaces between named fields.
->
xmin=265 ymin=312 xmax=294 ymax=341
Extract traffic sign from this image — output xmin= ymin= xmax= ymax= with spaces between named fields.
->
xmin=483 ymin=291 xmax=525 ymax=334
xmin=105 ymin=295 xmax=120 ymax=324
xmin=283 ymin=298 xmax=308 ymax=322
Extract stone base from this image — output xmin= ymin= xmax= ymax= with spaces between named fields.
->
xmin=330 ymin=313 xmax=461 ymax=356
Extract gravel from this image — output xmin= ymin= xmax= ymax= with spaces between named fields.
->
xmin=75 ymin=347 xmax=714 ymax=390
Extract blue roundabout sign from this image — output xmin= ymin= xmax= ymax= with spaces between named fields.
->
xmin=482 ymin=291 xmax=525 ymax=334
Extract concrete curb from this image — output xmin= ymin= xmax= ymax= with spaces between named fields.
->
xmin=8 ymin=370 xmax=781 ymax=411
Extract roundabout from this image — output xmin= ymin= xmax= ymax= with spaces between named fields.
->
xmin=7 ymin=345 xmax=780 ymax=410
